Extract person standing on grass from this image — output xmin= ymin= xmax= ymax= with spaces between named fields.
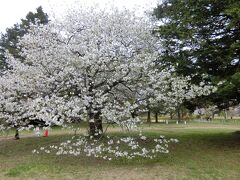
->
xmin=15 ymin=128 xmax=19 ymax=140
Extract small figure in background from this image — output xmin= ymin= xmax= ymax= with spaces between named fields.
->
xmin=15 ymin=129 xmax=20 ymax=140
xmin=34 ymin=127 xmax=41 ymax=137
xmin=43 ymin=127 xmax=49 ymax=137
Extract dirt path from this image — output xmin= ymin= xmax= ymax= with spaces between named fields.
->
xmin=0 ymin=134 xmax=37 ymax=141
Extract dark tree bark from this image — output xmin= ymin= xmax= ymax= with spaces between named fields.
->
xmin=147 ymin=110 xmax=151 ymax=123
xmin=177 ymin=108 xmax=181 ymax=122
xmin=131 ymin=110 xmax=137 ymax=118
xmin=88 ymin=112 xmax=96 ymax=137
xmin=224 ymin=109 xmax=227 ymax=119
xmin=181 ymin=111 xmax=184 ymax=120
xmin=94 ymin=111 xmax=103 ymax=137
xmin=212 ymin=113 xmax=215 ymax=120
xmin=88 ymin=110 xmax=103 ymax=138
xmin=155 ymin=112 xmax=158 ymax=123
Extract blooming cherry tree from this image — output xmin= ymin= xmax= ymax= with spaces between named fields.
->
xmin=0 ymin=7 xmax=214 ymax=137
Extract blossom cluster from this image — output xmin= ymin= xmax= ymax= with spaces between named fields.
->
xmin=32 ymin=134 xmax=179 ymax=160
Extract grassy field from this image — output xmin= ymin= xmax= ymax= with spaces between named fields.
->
xmin=0 ymin=121 xmax=240 ymax=180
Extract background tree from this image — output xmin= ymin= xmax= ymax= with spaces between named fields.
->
xmin=0 ymin=6 xmax=48 ymax=69
xmin=153 ymin=0 xmax=240 ymax=110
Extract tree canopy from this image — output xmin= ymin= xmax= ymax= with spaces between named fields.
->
xmin=153 ymin=0 xmax=240 ymax=109
xmin=0 ymin=6 xmax=48 ymax=69
xmin=0 ymin=7 xmax=213 ymax=134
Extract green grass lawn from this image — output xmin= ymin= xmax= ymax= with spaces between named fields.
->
xmin=0 ymin=121 xmax=240 ymax=179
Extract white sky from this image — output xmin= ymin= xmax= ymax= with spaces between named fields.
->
xmin=0 ymin=0 xmax=158 ymax=33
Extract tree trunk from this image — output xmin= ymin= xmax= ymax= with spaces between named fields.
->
xmin=131 ymin=110 xmax=137 ymax=118
xmin=15 ymin=129 xmax=20 ymax=140
xmin=155 ymin=112 xmax=158 ymax=123
xmin=224 ymin=109 xmax=227 ymax=119
xmin=88 ymin=112 xmax=96 ymax=137
xmin=147 ymin=110 xmax=151 ymax=123
xmin=177 ymin=108 xmax=181 ymax=122
xmin=181 ymin=111 xmax=184 ymax=120
xmin=88 ymin=111 xmax=103 ymax=138
xmin=170 ymin=112 xmax=173 ymax=120
xmin=94 ymin=111 xmax=103 ymax=137
xmin=212 ymin=112 xmax=215 ymax=120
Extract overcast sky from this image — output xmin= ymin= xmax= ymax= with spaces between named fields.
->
xmin=0 ymin=0 xmax=158 ymax=33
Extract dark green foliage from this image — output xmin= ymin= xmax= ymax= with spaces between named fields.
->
xmin=0 ymin=6 xmax=48 ymax=69
xmin=153 ymin=0 xmax=240 ymax=109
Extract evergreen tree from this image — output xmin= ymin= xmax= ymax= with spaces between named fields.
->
xmin=153 ymin=0 xmax=240 ymax=109
xmin=0 ymin=6 xmax=49 ymax=69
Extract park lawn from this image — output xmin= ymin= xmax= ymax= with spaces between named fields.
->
xmin=0 ymin=122 xmax=240 ymax=179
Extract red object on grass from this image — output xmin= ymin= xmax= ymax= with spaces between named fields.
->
xmin=43 ymin=129 xmax=48 ymax=137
